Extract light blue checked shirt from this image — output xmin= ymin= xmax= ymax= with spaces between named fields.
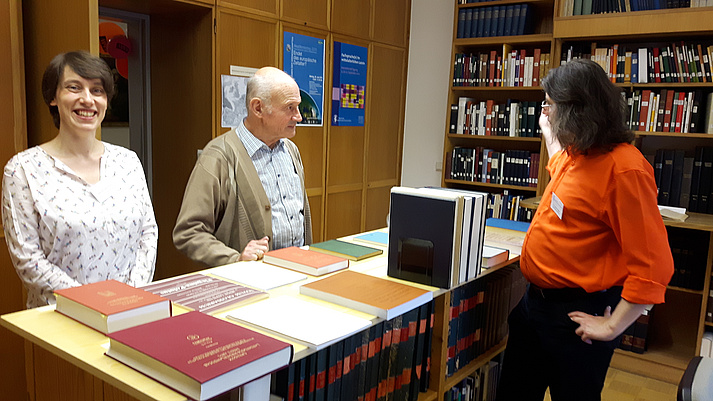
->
xmin=235 ymin=121 xmax=305 ymax=249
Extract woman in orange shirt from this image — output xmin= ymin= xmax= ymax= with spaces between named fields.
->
xmin=496 ymin=59 xmax=673 ymax=401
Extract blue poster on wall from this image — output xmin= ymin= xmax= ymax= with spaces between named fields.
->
xmin=332 ymin=42 xmax=368 ymax=127
xmin=283 ymin=32 xmax=325 ymax=126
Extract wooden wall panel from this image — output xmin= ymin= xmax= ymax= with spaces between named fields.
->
xmin=22 ymin=0 xmax=99 ymax=147
xmin=327 ymin=126 xmax=365 ymax=186
xmin=331 ymin=0 xmax=371 ymax=40
xmin=365 ymin=186 xmax=391 ymax=231
xmin=281 ymin=0 xmax=329 ymax=29
xmin=150 ymin=8 xmax=214 ymax=279
xmin=366 ymin=44 xmax=406 ymax=183
xmin=307 ymin=194 xmax=323 ymax=242
xmin=0 ymin=243 xmax=26 ymax=401
xmin=326 ymin=191 xmax=362 ymax=239
xmin=372 ymin=0 xmax=410 ymax=47
xmin=218 ymin=0 xmax=277 ymax=16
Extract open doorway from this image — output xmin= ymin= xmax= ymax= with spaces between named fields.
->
xmin=98 ymin=8 xmax=153 ymax=196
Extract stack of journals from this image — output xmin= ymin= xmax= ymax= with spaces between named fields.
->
xmin=106 ymin=311 xmax=293 ymax=401
xmin=387 ymin=186 xmax=488 ymax=289
xmin=54 ymin=279 xmax=171 ymax=334
xmin=140 ymin=274 xmax=268 ymax=314
xmin=484 ymin=218 xmax=529 ymax=256
xmin=299 ymin=270 xmax=433 ymax=320
xmin=262 ymin=246 xmax=349 ymax=276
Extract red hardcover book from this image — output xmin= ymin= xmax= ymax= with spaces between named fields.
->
xmin=263 ymin=247 xmax=349 ymax=276
xmin=489 ymin=50 xmax=497 ymax=87
xmin=54 ymin=279 xmax=171 ymax=334
xmin=106 ymin=311 xmax=293 ymax=401
xmin=653 ymin=47 xmax=662 ymax=83
xmin=519 ymin=49 xmax=526 ymax=87
xmin=485 ymin=100 xmax=494 ymax=136
xmin=610 ymin=44 xmax=618 ymax=83
xmin=532 ymin=48 xmax=541 ymax=87
xmin=675 ymin=91 xmax=686 ymax=133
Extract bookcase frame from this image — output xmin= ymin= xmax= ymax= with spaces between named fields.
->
xmin=443 ymin=0 xmax=713 ymax=391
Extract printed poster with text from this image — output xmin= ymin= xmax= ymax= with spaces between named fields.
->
xmin=332 ymin=42 xmax=368 ymax=127
xmin=284 ymin=32 xmax=325 ymax=126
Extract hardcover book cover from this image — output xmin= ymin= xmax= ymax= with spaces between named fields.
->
xmin=54 ymin=279 xmax=171 ymax=334
xmin=106 ymin=311 xmax=293 ymax=401
xmin=141 ymin=274 xmax=268 ymax=314
xmin=299 ymin=271 xmax=433 ymax=320
xmin=263 ymin=247 xmax=349 ymax=276
xmin=309 ymin=239 xmax=383 ymax=261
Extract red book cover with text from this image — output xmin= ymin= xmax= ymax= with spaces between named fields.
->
xmin=107 ymin=311 xmax=293 ymax=401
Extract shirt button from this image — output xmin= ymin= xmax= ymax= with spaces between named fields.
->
xmin=264 ymin=205 xmax=271 ymax=211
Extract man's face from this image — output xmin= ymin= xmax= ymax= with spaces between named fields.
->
xmin=262 ymin=82 xmax=302 ymax=143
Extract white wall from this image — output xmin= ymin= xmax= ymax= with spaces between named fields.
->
xmin=401 ymin=0 xmax=455 ymax=187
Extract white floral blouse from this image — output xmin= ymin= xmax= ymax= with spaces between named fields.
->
xmin=1 ymin=143 xmax=158 ymax=308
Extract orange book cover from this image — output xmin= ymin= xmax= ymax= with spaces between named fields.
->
xmin=299 ymin=271 xmax=433 ymax=320
xmin=263 ymin=246 xmax=349 ymax=276
xmin=54 ymin=279 xmax=171 ymax=334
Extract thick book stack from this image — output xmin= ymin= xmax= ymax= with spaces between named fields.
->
xmin=446 ymin=147 xmax=540 ymax=190
xmin=448 ymin=97 xmax=543 ymax=137
xmin=624 ymin=90 xmax=709 ymax=134
xmin=387 ymin=187 xmax=489 ymax=289
xmin=455 ymin=4 xmax=533 ymax=39
xmin=272 ymin=300 xmax=435 ymax=401
xmin=106 ymin=311 xmax=293 ymax=401
xmin=667 ymin=226 xmax=708 ymax=291
xmin=561 ymin=42 xmax=713 ymax=85
xmin=453 ymin=49 xmax=551 ymax=87
xmin=445 ymin=265 xmax=526 ymax=377
xmin=54 ymin=279 xmax=171 ymax=334
xmin=141 ymin=274 xmax=268 ymax=314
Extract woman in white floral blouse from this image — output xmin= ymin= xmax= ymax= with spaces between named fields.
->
xmin=1 ymin=51 xmax=158 ymax=308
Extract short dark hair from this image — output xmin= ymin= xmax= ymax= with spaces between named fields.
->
xmin=41 ymin=51 xmax=115 ymax=129
xmin=541 ymin=58 xmax=633 ymax=154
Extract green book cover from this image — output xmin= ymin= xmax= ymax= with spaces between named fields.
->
xmin=309 ymin=239 xmax=383 ymax=261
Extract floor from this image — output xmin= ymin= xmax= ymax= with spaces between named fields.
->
xmin=543 ymin=367 xmax=678 ymax=401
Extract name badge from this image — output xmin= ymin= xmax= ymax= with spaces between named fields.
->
xmin=551 ymin=192 xmax=564 ymax=220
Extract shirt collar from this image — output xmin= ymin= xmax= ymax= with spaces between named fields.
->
xmin=235 ymin=119 xmax=283 ymax=157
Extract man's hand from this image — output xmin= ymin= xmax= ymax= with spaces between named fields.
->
xmin=239 ymin=236 xmax=270 ymax=261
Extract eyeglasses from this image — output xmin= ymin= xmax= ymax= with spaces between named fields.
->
xmin=541 ymin=101 xmax=553 ymax=110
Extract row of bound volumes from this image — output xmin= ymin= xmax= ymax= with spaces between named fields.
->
xmin=487 ymin=191 xmax=534 ymax=223
xmin=561 ymin=43 xmax=713 ymax=84
xmin=651 ymin=147 xmax=713 ymax=214
xmin=456 ymin=4 xmax=533 ymax=39
xmin=446 ymin=147 xmax=540 ymax=189
xmin=388 ymin=187 xmax=488 ymax=289
xmin=445 ymin=354 xmax=504 ymax=401
xmin=273 ymin=301 xmax=435 ymax=401
xmin=446 ymin=265 xmax=526 ymax=377
xmin=618 ymin=308 xmax=652 ymax=354
xmin=561 ymin=0 xmax=710 ymax=16
xmin=453 ymin=49 xmax=551 ymax=87
xmin=449 ymin=98 xmax=544 ymax=137
xmin=667 ymin=226 xmax=708 ymax=290
xmin=626 ymin=90 xmax=712 ymax=134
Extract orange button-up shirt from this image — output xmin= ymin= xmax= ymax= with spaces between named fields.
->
xmin=521 ymin=143 xmax=673 ymax=304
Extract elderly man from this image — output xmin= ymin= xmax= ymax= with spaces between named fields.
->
xmin=173 ymin=67 xmax=312 ymax=267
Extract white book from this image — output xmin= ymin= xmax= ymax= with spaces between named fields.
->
xmin=226 ymin=295 xmax=372 ymax=351
xmin=638 ymin=48 xmax=648 ymax=84
xmin=208 ymin=261 xmax=308 ymax=292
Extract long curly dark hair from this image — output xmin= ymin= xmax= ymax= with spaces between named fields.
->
xmin=541 ymin=58 xmax=634 ymax=154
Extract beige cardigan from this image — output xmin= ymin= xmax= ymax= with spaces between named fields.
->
xmin=172 ymin=128 xmax=312 ymax=267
